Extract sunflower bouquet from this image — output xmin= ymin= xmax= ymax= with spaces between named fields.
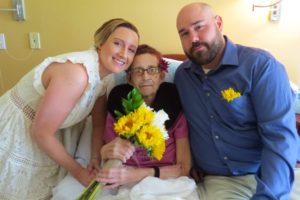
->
xmin=77 ymin=87 xmax=169 ymax=200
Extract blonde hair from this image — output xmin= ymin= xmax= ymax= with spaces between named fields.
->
xmin=94 ymin=18 xmax=139 ymax=49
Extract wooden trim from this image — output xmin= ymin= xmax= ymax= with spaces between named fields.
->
xmin=163 ymin=54 xmax=187 ymax=61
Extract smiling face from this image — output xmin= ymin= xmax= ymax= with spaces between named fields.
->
xmin=176 ymin=3 xmax=225 ymax=69
xmin=98 ymin=27 xmax=139 ymax=78
xmin=128 ymin=53 xmax=165 ymax=105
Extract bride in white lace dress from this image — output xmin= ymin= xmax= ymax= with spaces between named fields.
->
xmin=0 ymin=18 xmax=139 ymax=200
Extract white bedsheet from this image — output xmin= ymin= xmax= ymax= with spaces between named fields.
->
xmin=98 ymin=176 xmax=199 ymax=200
xmin=291 ymin=168 xmax=300 ymax=200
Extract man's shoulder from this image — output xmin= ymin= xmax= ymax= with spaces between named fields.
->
xmin=236 ymin=44 xmax=274 ymax=61
xmin=174 ymin=60 xmax=193 ymax=78
xmin=177 ymin=60 xmax=192 ymax=69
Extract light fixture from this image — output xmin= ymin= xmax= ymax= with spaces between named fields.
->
xmin=0 ymin=0 xmax=26 ymax=21
xmin=252 ymin=0 xmax=282 ymax=21
xmin=252 ymin=0 xmax=282 ymax=11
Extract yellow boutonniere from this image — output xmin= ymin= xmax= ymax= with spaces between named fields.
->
xmin=221 ymin=87 xmax=241 ymax=102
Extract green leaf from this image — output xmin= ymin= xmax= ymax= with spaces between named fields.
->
xmin=114 ymin=110 xmax=124 ymax=119
xmin=122 ymin=99 xmax=132 ymax=114
xmin=131 ymin=88 xmax=143 ymax=109
xmin=113 ymin=87 xmax=145 ymax=118
xmin=131 ymin=87 xmax=138 ymax=96
xmin=147 ymin=147 xmax=153 ymax=158
xmin=134 ymin=95 xmax=143 ymax=103
xmin=132 ymin=101 xmax=142 ymax=109
xmin=121 ymin=98 xmax=128 ymax=108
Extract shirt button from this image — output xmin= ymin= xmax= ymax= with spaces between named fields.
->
xmin=224 ymin=156 xmax=228 ymax=160
xmin=210 ymin=115 xmax=214 ymax=119
xmin=206 ymin=92 xmax=210 ymax=96
xmin=215 ymin=135 xmax=219 ymax=139
xmin=204 ymin=76 xmax=207 ymax=79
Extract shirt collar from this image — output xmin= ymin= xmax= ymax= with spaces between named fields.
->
xmin=221 ymin=36 xmax=239 ymax=67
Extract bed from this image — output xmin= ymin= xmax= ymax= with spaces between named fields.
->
xmin=163 ymin=54 xmax=187 ymax=61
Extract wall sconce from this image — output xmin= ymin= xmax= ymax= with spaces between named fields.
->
xmin=252 ymin=0 xmax=282 ymax=21
xmin=0 ymin=0 xmax=26 ymax=21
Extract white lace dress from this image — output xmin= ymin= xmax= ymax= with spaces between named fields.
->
xmin=0 ymin=48 xmax=112 ymax=200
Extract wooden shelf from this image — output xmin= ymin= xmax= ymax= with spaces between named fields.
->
xmin=296 ymin=114 xmax=300 ymax=135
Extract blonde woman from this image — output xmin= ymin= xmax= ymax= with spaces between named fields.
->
xmin=0 ymin=18 xmax=139 ymax=200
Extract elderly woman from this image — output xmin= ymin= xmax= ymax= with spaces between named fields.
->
xmin=98 ymin=44 xmax=191 ymax=187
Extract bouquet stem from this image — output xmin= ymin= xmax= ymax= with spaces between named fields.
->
xmin=76 ymin=159 xmax=122 ymax=200
xmin=102 ymin=159 xmax=122 ymax=169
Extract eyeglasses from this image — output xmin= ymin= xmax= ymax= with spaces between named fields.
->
xmin=129 ymin=66 xmax=160 ymax=76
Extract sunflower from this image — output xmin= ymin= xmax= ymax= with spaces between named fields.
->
xmin=221 ymin=87 xmax=241 ymax=102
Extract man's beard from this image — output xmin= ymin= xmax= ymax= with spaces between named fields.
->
xmin=185 ymin=35 xmax=223 ymax=67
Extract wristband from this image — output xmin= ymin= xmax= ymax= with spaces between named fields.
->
xmin=153 ymin=166 xmax=160 ymax=178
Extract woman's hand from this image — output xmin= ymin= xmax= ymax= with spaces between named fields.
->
xmin=75 ymin=167 xmax=95 ymax=187
xmin=101 ymin=138 xmax=135 ymax=162
xmin=87 ymin=158 xmax=101 ymax=176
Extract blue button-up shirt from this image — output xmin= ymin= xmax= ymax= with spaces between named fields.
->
xmin=174 ymin=36 xmax=299 ymax=199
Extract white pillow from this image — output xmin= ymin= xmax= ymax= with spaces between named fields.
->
xmin=106 ymin=58 xmax=183 ymax=95
xmin=163 ymin=58 xmax=183 ymax=83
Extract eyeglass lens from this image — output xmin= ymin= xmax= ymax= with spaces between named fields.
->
xmin=131 ymin=66 xmax=160 ymax=75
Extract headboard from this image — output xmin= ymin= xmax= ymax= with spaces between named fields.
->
xmin=163 ymin=54 xmax=187 ymax=61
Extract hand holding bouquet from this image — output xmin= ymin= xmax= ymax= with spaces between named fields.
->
xmin=77 ymin=88 xmax=169 ymax=200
